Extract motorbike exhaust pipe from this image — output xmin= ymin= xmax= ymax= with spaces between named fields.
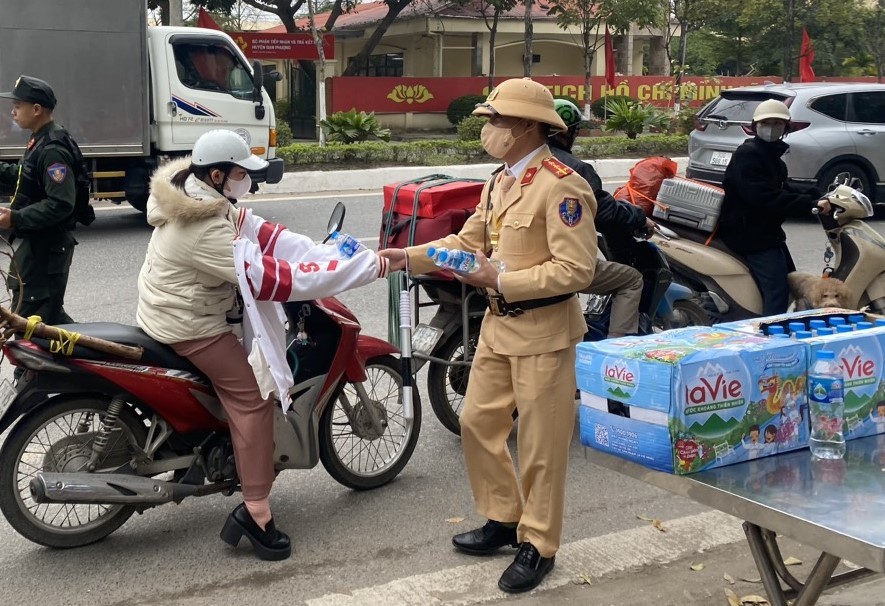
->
xmin=30 ymin=473 xmax=199 ymax=505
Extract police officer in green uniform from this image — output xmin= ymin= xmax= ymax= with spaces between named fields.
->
xmin=0 ymin=75 xmax=82 ymax=324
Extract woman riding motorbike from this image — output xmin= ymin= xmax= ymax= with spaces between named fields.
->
xmin=718 ymin=99 xmax=830 ymax=315
xmin=137 ymin=129 xmax=390 ymax=561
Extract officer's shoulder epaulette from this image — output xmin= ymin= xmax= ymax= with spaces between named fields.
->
xmin=541 ymin=156 xmax=574 ymax=178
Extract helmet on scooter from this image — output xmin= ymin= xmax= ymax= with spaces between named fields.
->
xmin=752 ymin=99 xmax=791 ymax=124
xmin=191 ymin=129 xmax=268 ymax=171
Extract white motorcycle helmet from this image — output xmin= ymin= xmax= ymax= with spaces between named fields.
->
xmin=191 ymin=129 xmax=268 ymax=171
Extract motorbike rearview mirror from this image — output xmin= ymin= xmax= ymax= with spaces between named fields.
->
xmin=252 ymin=60 xmax=266 ymax=120
xmin=324 ymin=202 xmax=346 ymax=243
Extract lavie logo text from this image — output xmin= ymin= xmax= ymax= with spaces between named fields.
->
xmin=686 ymin=375 xmax=741 ymax=404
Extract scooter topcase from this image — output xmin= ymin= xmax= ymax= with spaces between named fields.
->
xmin=652 ymin=177 xmax=724 ymax=233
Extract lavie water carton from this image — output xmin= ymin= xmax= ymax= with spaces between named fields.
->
xmin=716 ymin=308 xmax=885 ymax=441
xmin=577 ymin=327 xmax=808 ymax=474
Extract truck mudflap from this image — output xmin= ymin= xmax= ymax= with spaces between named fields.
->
xmin=251 ymin=158 xmax=284 ymax=185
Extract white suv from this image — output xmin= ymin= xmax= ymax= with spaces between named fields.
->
xmin=686 ymin=83 xmax=885 ymax=204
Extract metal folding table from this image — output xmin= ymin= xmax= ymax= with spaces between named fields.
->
xmin=586 ymin=435 xmax=885 ymax=605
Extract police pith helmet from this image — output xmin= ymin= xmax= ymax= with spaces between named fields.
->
xmin=753 ymin=99 xmax=791 ymax=123
xmin=191 ymin=129 xmax=267 ymax=171
xmin=472 ymin=78 xmax=567 ymax=133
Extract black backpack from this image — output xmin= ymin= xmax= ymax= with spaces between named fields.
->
xmin=44 ymin=129 xmax=95 ymax=227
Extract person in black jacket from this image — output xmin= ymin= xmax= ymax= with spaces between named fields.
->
xmin=0 ymin=76 xmax=82 ymax=325
xmin=719 ymin=99 xmax=830 ymax=315
xmin=549 ymin=99 xmax=654 ymax=336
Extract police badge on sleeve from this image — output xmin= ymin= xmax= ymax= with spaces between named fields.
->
xmin=559 ymin=197 xmax=582 ymax=226
xmin=47 ymin=163 xmax=68 ymax=184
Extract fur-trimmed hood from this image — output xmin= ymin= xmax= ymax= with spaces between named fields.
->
xmin=146 ymin=157 xmax=232 ymax=227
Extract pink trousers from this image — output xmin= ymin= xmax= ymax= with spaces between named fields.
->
xmin=171 ymin=332 xmax=275 ymax=501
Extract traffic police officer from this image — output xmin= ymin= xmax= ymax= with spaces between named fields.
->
xmin=0 ymin=75 xmax=81 ymax=324
xmin=380 ymin=78 xmax=597 ymax=593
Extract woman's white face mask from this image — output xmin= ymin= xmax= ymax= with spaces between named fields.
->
xmin=223 ymin=173 xmax=252 ymax=200
xmin=756 ymin=122 xmax=787 ymax=143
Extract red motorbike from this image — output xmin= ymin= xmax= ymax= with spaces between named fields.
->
xmin=0 ymin=203 xmax=421 ymax=549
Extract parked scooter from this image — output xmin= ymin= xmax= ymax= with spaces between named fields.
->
xmin=0 ymin=203 xmax=420 ymax=549
xmin=410 ymin=228 xmax=708 ymax=436
xmin=652 ymin=174 xmax=882 ymax=322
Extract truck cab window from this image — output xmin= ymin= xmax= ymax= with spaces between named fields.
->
xmin=173 ymin=43 xmax=253 ymax=100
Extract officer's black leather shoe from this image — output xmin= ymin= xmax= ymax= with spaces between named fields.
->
xmin=452 ymin=520 xmax=519 ymax=555
xmin=497 ymin=542 xmax=555 ymax=593
xmin=220 ymin=503 xmax=292 ymax=561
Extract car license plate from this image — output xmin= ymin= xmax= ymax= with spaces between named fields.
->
xmin=0 ymin=378 xmax=17 ymax=421
xmin=710 ymin=151 xmax=732 ymax=166
xmin=411 ymin=324 xmax=444 ymax=356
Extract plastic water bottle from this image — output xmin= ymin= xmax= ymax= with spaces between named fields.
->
xmin=788 ymin=321 xmax=806 ymax=334
xmin=330 ymin=231 xmax=364 ymax=258
xmin=829 ymin=316 xmax=846 ymax=328
xmin=438 ymin=250 xmax=480 ymax=273
xmin=426 ymin=246 xmax=448 ymax=264
xmin=795 ymin=330 xmax=813 ymax=340
xmin=809 ymin=319 xmax=827 ymax=334
xmin=808 ymin=350 xmax=846 ymax=460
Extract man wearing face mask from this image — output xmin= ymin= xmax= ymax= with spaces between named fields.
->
xmin=379 ymin=78 xmax=597 ymax=593
xmin=137 ymin=129 xmax=391 ymax=561
xmin=719 ymin=98 xmax=831 ymax=315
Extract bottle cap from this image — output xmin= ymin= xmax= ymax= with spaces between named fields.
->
xmin=849 ymin=314 xmax=865 ymax=323
xmin=330 ymin=230 xmax=340 ymax=239
xmin=836 ymin=324 xmax=854 ymax=333
xmin=795 ymin=330 xmax=813 ymax=339
xmin=876 ymin=318 xmax=885 ymax=327
xmin=772 ymin=334 xmax=791 ymax=339
xmin=816 ymin=350 xmax=835 ymax=360
xmin=809 ymin=320 xmax=827 ymax=329
xmin=816 ymin=327 xmax=834 ymax=336
xmin=767 ymin=325 xmax=785 ymax=335
xmin=857 ymin=321 xmax=873 ymax=330
xmin=788 ymin=322 xmax=806 ymax=333
xmin=427 ymin=247 xmax=436 ymax=257
xmin=829 ymin=317 xmax=846 ymax=326
xmin=438 ymin=251 xmax=449 ymax=262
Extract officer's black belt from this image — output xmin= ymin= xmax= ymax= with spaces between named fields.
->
xmin=487 ymin=292 xmax=575 ymax=317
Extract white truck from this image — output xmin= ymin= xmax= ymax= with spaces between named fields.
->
xmin=0 ymin=0 xmax=284 ymax=212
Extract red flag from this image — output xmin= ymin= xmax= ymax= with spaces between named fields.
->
xmin=198 ymin=7 xmax=223 ymax=31
xmin=799 ymin=27 xmax=815 ymax=83
xmin=604 ymin=27 xmax=616 ymax=88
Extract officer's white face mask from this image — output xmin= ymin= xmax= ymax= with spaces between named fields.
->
xmin=481 ymin=120 xmax=527 ymax=159
xmin=223 ymin=173 xmax=252 ymax=200
xmin=756 ymin=122 xmax=787 ymax=143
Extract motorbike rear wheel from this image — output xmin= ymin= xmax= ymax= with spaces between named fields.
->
xmin=426 ymin=324 xmax=480 ymax=436
xmin=0 ymin=396 xmax=147 ymax=548
xmin=319 ymin=355 xmax=421 ymax=490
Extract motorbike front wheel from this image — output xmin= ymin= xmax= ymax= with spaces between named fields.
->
xmin=656 ymin=298 xmax=712 ymax=331
xmin=426 ymin=324 xmax=480 ymax=436
xmin=319 ymin=355 xmax=421 ymax=490
xmin=0 ymin=396 xmax=148 ymax=548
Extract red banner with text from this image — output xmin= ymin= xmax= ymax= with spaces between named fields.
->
xmin=330 ymin=76 xmax=783 ymax=114
xmin=230 ymin=32 xmax=335 ymax=60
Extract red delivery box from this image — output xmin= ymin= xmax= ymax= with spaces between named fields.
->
xmin=382 ymin=175 xmax=485 ymax=219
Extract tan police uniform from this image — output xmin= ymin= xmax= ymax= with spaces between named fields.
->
xmin=406 ymin=148 xmax=597 ymax=557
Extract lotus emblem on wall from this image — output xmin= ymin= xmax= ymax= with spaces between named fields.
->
xmin=387 ymin=85 xmax=434 ymax=104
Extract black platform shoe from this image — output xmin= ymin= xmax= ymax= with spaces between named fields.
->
xmin=452 ymin=520 xmax=519 ymax=555
xmin=220 ymin=503 xmax=292 ymax=561
xmin=497 ymin=542 xmax=555 ymax=593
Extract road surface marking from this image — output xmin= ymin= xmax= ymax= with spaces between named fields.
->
xmin=306 ymin=510 xmax=745 ymax=605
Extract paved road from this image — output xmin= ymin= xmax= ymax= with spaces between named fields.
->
xmin=0 ymin=187 xmax=880 ymax=605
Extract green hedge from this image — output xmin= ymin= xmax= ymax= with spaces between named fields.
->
xmin=276 ymin=134 xmax=688 ymax=168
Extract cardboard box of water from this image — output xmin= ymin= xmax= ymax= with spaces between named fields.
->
xmin=716 ymin=308 xmax=885 ymax=441
xmin=577 ymin=327 xmax=808 ymax=474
